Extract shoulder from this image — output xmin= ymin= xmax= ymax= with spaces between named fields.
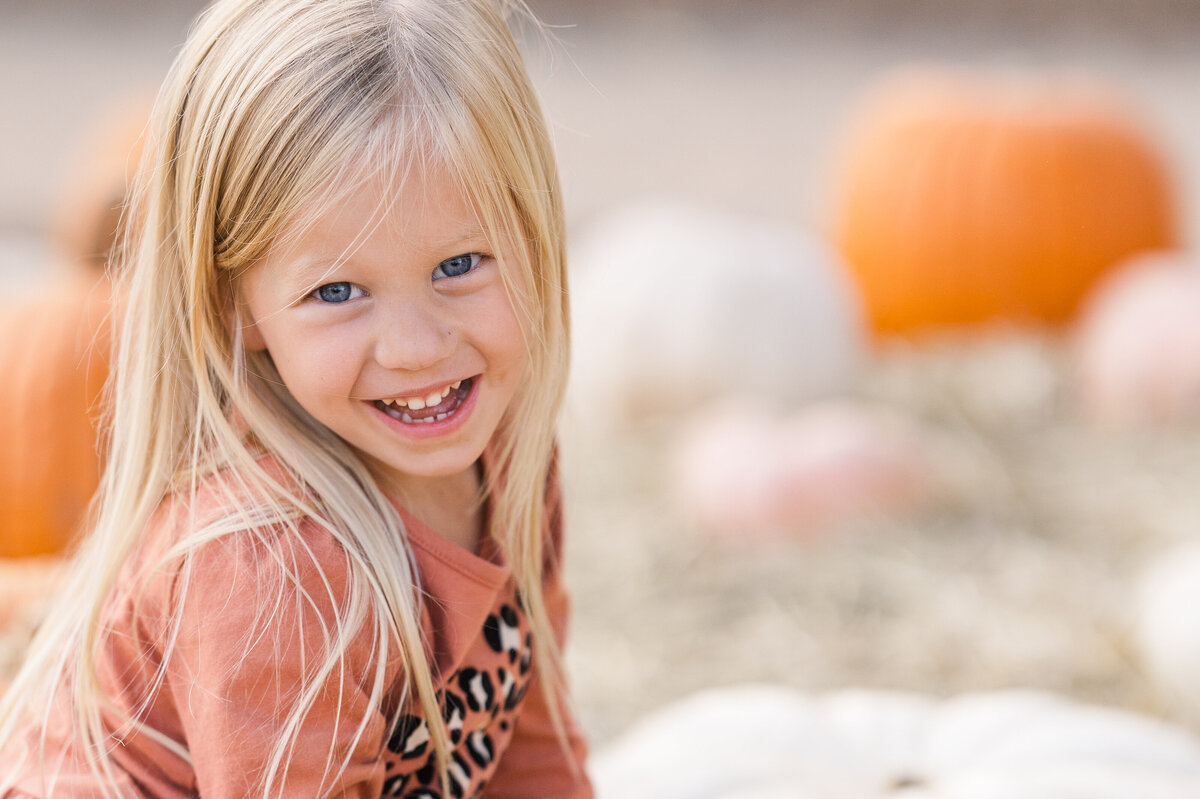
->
xmin=113 ymin=458 xmax=391 ymax=693
xmin=129 ymin=455 xmax=355 ymax=618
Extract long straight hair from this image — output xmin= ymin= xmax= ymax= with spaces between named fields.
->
xmin=0 ymin=0 xmax=570 ymax=795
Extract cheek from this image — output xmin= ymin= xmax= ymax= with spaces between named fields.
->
xmin=480 ymin=298 xmax=529 ymax=376
xmin=263 ymin=326 xmax=360 ymax=399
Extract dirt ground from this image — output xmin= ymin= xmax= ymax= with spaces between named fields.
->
xmin=4 ymin=0 xmax=1200 ymax=752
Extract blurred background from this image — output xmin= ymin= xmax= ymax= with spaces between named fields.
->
xmin=5 ymin=0 xmax=1200 ymax=254
xmin=8 ymin=0 xmax=1200 ymax=784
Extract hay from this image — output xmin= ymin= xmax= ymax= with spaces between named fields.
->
xmin=563 ymin=328 xmax=1200 ymax=744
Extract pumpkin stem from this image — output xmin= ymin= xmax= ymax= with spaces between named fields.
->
xmin=887 ymin=773 xmax=926 ymax=791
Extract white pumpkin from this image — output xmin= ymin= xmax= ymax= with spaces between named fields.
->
xmin=1073 ymin=251 xmax=1200 ymax=425
xmin=670 ymin=398 xmax=931 ymax=538
xmin=1135 ymin=542 xmax=1200 ymax=719
xmin=567 ymin=201 xmax=867 ymax=432
xmin=0 ymin=556 xmax=64 ymax=632
xmin=591 ymin=684 xmax=1200 ymax=799
xmin=0 ymin=556 xmax=64 ymax=694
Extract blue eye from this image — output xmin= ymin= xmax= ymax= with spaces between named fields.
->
xmin=312 ymin=282 xmax=364 ymax=303
xmin=433 ymin=253 xmax=482 ymax=280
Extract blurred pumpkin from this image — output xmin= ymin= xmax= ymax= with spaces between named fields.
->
xmin=591 ymin=684 xmax=1200 ymax=799
xmin=1134 ymin=542 xmax=1200 ymax=720
xmin=670 ymin=398 xmax=931 ymax=538
xmin=831 ymin=66 xmax=1177 ymax=336
xmin=0 ymin=274 xmax=113 ymax=557
xmin=0 ymin=99 xmax=146 ymax=559
xmin=1073 ymin=251 xmax=1200 ymax=426
xmin=48 ymin=92 xmax=151 ymax=270
xmin=568 ymin=200 xmax=866 ymax=432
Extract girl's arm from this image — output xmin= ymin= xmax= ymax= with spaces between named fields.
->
xmin=165 ymin=521 xmax=393 ymax=798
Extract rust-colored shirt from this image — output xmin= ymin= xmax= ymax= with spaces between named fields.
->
xmin=2 ymin=461 xmax=591 ymax=798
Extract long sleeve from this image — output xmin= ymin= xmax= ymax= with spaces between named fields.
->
xmin=164 ymin=522 xmax=395 ymax=798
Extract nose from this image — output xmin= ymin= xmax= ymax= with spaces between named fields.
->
xmin=373 ymin=296 xmax=456 ymax=372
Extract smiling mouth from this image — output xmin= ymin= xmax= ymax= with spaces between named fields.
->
xmin=374 ymin=377 xmax=474 ymax=424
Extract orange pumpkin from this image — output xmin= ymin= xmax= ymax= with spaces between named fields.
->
xmin=0 ymin=274 xmax=113 ymax=558
xmin=830 ymin=66 xmax=1177 ymax=336
xmin=0 ymin=99 xmax=147 ymax=559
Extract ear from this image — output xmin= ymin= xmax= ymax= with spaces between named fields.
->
xmin=226 ymin=280 xmax=268 ymax=351
xmin=241 ymin=312 xmax=267 ymax=351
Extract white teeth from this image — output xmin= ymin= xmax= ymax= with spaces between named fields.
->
xmin=379 ymin=400 xmax=458 ymax=425
xmin=379 ymin=380 xmax=464 ymax=414
xmin=398 ymin=411 xmax=440 ymax=424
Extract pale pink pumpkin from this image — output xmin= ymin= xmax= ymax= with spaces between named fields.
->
xmin=1073 ymin=251 xmax=1200 ymax=425
xmin=671 ymin=399 xmax=931 ymax=538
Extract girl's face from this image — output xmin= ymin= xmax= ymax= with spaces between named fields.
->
xmin=238 ymin=163 xmax=528 ymax=498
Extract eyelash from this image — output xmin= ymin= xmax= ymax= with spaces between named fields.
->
xmin=310 ymin=282 xmax=365 ymax=304
xmin=432 ymin=252 xmax=484 ymax=280
xmin=308 ymin=253 xmax=486 ymax=303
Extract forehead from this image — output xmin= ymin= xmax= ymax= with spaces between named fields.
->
xmin=265 ymin=161 xmax=492 ymax=274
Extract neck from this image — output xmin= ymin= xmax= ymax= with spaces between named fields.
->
xmin=374 ymin=461 xmax=485 ymax=553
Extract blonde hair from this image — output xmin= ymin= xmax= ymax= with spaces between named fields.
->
xmin=0 ymin=0 xmax=570 ymax=795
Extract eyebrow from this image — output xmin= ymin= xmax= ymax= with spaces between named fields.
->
xmin=280 ymin=254 xmax=349 ymax=295
xmin=429 ymin=223 xmax=491 ymax=250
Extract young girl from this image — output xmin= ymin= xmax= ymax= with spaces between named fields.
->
xmin=0 ymin=0 xmax=591 ymax=796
